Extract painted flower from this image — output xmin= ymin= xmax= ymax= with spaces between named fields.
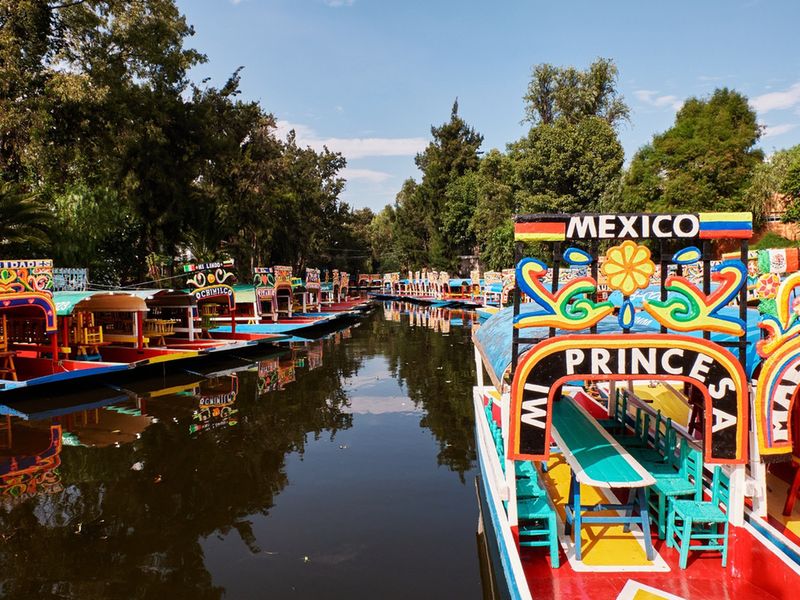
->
xmin=756 ymin=273 xmax=781 ymax=299
xmin=601 ymin=241 xmax=656 ymax=296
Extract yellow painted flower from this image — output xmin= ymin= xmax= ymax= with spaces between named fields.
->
xmin=601 ymin=240 xmax=656 ymax=296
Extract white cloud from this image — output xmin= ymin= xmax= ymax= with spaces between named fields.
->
xmin=634 ymin=90 xmax=683 ymax=111
xmin=762 ymin=123 xmax=798 ymax=138
xmin=343 ymin=168 xmax=393 ymax=183
xmin=752 ymin=83 xmax=800 ymax=114
xmin=272 ymin=120 xmax=427 ymax=160
xmin=323 ymin=0 xmax=354 ymax=6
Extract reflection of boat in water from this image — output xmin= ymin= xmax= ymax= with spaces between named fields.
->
xmin=190 ymin=375 xmax=239 ymax=434
xmin=0 ymin=423 xmax=62 ymax=505
xmin=472 ymin=212 xmax=800 ymax=599
xmin=383 ymin=301 xmax=476 ymax=334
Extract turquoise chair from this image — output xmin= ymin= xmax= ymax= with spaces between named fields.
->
xmin=516 ymin=465 xmax=560 ymax=568
xmin=629 ymin=412 xmax=676 ymax=465
xmin=646 ymin=438 xmax=703 ymax=539
xmin=666 ymin=466 xmax=730 ymax=568
xmin=619 ymin=407 xmax=650 ymax=448
xmin=597 ymin=389 xmax=626 ymax=433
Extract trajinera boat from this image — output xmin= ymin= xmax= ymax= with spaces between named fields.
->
xmin=472 ymin=212 xmax=800 ymax=599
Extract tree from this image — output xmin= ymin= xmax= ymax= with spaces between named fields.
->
xmin=368 ymin=205 xmax=399 ymax=271
xmin=619 ymin=88 xmax=763 ymax=214
xmin=742 ymin=145 xmax=800 ymax=227
xmin=510 ymin=116 xmax=624 ymax=214
xmin=0 ymin=181 xmax=50 ymax=254
xmin=523 ymin=58 xmax=629 ymax=129
xmin=411 ymin=100 xmax=483 ymax=269
xmin=391 ymin=178 xmax=429 ymax=269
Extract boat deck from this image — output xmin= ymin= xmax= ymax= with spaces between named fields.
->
xmin=512 ymin=392 xmax=799 ymax=600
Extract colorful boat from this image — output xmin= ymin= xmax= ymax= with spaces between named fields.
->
xmin=472 ymin=212 xmax=799 ymax=599
xmin=0 ymin=260 xmax=133 ymax=392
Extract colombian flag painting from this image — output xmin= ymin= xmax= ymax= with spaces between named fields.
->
xmin=698 ymin=212 xmax=752 ymax=239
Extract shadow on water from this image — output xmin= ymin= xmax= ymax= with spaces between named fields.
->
xmin=0 ymin=304 xmax=480 ymax=599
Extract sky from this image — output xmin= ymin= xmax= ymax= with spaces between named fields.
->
xmin=176 ymin=0 xmax=800 ymax=212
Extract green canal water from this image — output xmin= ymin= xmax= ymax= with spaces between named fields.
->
xmin=0 ymin=303 xmax=482 ymax=599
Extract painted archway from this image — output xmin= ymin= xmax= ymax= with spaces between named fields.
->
xmin=754 ymin=336 xmax=800 ymax=460
xmin=509 ymin=334 xmax=748 ymax=464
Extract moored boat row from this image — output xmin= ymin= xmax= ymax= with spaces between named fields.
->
xmin=0 ymin=260 xmax=372 ymax=394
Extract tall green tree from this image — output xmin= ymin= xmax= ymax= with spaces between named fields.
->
xmin=618 ymin=88 xmax=763 ymax=213
xmin=409 ymin=100 xmax=483 ymax=269
xmin=523 ymin=58 xmax=629 ymax=129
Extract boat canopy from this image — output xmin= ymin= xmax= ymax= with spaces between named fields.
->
xmin=232 ymin=284 xmax=256 ymax=305
xmin=54 ymin=291 xmax=149 ymax=316
xmin=126 ymin=289 xmax=196 ymax=308
xmin=473 ymin=304 xmax=764 ymax=393
xmin=448 ymin=278 xmax=471 ymax=287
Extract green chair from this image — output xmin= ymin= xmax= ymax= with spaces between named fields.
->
xmin=517 ymin=468 xmax=560 ymax=568
xmin=517 ymin=468 xmax=547 ymax=498
xmin=597 ymin=389 xmax=626 ymax=433
xmin=646 ymin=438 xmax=703 ymax=539
xmin=619 ymin=407 xmax=650 ymax=448
xmin=515 ymin=460 xmax=536 ymax=479
xmin=629 ymin=412 xmax=675 ymax=465
xmin=666 ymin=466 xmax=730 ymax=568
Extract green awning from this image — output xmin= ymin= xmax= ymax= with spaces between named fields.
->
xmin=54 ymin=291 xmax=98 ymax=316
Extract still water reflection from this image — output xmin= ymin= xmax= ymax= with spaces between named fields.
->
xmin=0 ymin=303 xmax=479 ymax=599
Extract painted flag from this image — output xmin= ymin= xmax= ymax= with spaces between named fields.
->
xmin=698 ymin=212 xmax=752 ymax=239
xmin=514 ymin=221 xmax=567 ymax=242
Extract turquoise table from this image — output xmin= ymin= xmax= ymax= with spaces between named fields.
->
xmin=551 ymin=395 xmax=656 ymax=561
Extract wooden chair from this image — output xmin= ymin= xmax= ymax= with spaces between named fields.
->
xmin=143 ymin=319 xmax=176 ymax=347
xmin=199 ymin=304 xmax=218 ymax=339
xmin=0 ymin=315 xmax=17 ymax=381
xmin=619 ymin=407 xmax=651 ymax=448
xmin=516 ymin=461 xmax=560 ymax=568
xmin=667 ymin=466 xmax=730 ymax=568
xmin=629 ymin=411 xmax=676 ymax=465
xmin=646 ymin=438 xmax=703 ymax=539
xmin=597 ymin=389 xmax=626 ymax=432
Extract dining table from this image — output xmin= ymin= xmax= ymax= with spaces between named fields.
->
xmin=551 ymin=394 xmax=656 ymax=561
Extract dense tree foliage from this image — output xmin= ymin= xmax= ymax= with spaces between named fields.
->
xmin=392 ymin=100 xmax=484 ymax=270
xmin=743 ymin=145 xmax=800 ymax=227
xmin=0 ymin=1 xmax=363 ymax=284
xmin=522 ymin=58 xmax=629 ymax=128
xmin=615 ymin=88 xmax=763 ymax=214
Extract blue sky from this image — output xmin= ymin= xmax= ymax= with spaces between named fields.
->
xmin=177 ymin=0 xmax=800 ymax=212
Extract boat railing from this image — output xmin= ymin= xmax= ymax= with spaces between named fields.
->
xmin=618 ymin=383 xmax=692 ymax=442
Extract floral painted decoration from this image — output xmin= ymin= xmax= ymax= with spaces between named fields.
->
xmin=600 ymin=241 xmax=656 ymax=296
xmin=756 ymin=273 xmax=781 ymax=299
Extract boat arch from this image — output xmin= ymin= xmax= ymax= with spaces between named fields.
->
xmin=509 ymin=333 xmax=749 ymax=464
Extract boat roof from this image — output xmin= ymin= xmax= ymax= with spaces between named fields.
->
xmin=233 ymin=283 xmax=256 ymax=304
xmin=473 ymin=303 xmax=763 ymax=392
xmin=54 ymin=291 xmax=149 ymax=316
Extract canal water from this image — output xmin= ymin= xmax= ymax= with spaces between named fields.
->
xmin=0 ymin=302 xmax=481 ymax=599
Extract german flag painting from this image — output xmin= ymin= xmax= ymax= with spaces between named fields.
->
xmin=514 ymin=221 xmax=567 ymax=242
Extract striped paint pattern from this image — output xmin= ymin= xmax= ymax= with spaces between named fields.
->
xmin=514 ymin=221 xmax=567 ymax=242
xmin=698 ymin=212 xmax=753 ymax=239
